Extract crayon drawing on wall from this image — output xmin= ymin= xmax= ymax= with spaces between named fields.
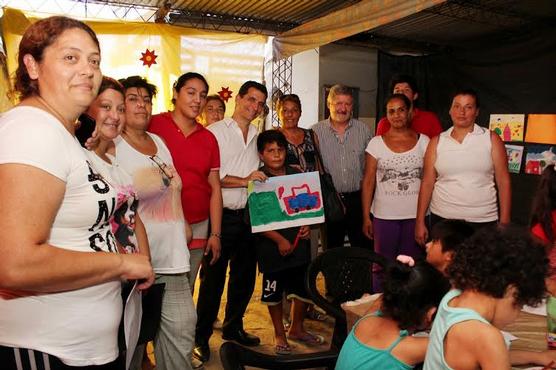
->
xmin=504 ymin=144 xmax=524 ymax=174
xmin=525 ymin=114 xmax=556 ymax=145
xmin=489 ymin=114 xmax=525 ymax=142
xmin=524 ymin=145 xmax=556 ymax=175
xmin=247 ymin=171 xmax=325 ymax=233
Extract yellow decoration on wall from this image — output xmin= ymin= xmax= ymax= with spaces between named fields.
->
xmin=2 ymin=8 xmax=266 ymax=116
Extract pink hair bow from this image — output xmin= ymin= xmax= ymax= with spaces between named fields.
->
xmin=396 ymin=255 xmax=415 ymax=267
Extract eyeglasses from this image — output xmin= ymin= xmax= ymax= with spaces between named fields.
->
xmin=149 ymin=155 xmax=173 ymax=187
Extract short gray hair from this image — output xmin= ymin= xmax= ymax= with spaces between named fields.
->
xmin=327 ymin=84 xmax=353 ymax=105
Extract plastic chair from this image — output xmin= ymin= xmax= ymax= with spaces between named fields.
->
xmin=220 ymin=341 xmax=338 ymax=370
xmin=305 ymin=246 xmax=388 ymax=350
xmin=219 ymin=247 xmax=388 ymax=370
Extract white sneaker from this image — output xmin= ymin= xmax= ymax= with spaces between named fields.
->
xmin=191 ymin=356 xmax=204 ymax=369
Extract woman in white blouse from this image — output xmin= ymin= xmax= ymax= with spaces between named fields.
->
xmin=361 ymin=94 xmax=429 ymax=291
xmin=414 ymin=89 xmax=511 ymax=246
xmin=115 ymin=75 xmax=196 ymax=370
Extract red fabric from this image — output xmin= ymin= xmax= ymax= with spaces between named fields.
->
xmin=149 ymin=112 xmax=220 ymax=224
xmin=532 ymin=222 xmax=551 ymax=244
xmin=189 ymin=238 xmax=207 ymax=249
xmin=531 ymin=210 xmax=556 ymax=279
xmin=375 ymin=108 xmax=443 ymax=138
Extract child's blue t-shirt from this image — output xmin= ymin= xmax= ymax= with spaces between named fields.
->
xmin=336 ymin=311 xmax=414 ymax=370
xmin=423 ymin=289 xmax=490 ymax=370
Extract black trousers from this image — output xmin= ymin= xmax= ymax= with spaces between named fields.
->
xmin=324 ymin=190 xmax=373 ymax=250
xmin=195 ymin=208 xmax=257 ymax=344
xmin=0 ymin=345 xmax=123 ymax=370
xmin=430 ymin=213 xmax=497 ymax=234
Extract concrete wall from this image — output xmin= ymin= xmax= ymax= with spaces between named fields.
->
xmin=291 ymin=48 xmax=320 ymax=129
xmin=284 ymin=43 xmax=378 ymax=131
xmin=318 ymin=44 xmax=378 ymax=131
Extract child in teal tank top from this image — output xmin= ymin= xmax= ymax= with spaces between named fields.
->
xmin=424 ymin=226 xmax=549 ymax=370
xmin=336 ymin=259 xmax=450 ymax=370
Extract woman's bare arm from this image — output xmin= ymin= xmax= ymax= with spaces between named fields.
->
xmin=0 ymin=164 xmax=153 ymax=292
xmin=491 ymin=132 xmax=512 ymax=224
xmin=206 ymin=169 xmax=223 ymax=264
xmin=415 ymin=136 xmax=439 ymax=245
xmin=361 ymin=153 xmax=377 ymax=239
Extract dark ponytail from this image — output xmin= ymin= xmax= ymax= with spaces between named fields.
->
xmin=381 ymin=260 xmax=450 ymax=330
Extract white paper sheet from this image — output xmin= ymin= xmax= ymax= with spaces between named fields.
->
xmin=124 ymin=282 xmax=142 ymax=370
xmin=501 ymin=330 xmax=519 ymax=342
xmin=522 ymin=299 xmax=547 ymax=316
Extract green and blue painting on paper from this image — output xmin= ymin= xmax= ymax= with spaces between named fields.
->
xmin=247 ymin=171 xmax=324 ymax=232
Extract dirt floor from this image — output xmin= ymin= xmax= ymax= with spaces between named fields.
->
xmin=192 ymin=270 xmax=334 ymax=369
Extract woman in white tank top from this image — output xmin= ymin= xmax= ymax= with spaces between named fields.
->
xmin=415 ymin=89 xmax=511 ymax=246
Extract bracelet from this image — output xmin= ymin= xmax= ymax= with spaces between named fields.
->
xmin=209 ymin=233 xmax=221 ymax=239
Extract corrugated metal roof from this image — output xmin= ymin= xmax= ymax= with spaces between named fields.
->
xmin=78 ymin=0 xmax=556 ymax=49
xmin=85 ymin=0 xmax=362 ymax=33
xmin=356 ymin=0 xmax=556 ymax=52
xmin=174 ymin=0 xmax=359 ymax=23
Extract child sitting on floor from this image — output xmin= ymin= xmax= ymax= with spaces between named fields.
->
xmin=424 ymin=225 xmax=549 ymax=370
xmin=250 ymin=130 xmax=323 ymax=355
xmin=336 ymin=259 xmax=450 ymax=369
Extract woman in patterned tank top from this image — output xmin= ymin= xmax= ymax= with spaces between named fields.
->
xmin=277 ymin=94 xmax=320 ymax=173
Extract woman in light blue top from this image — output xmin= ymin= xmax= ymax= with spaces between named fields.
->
xmin=336 ymin=259 xmax=449 ymax=370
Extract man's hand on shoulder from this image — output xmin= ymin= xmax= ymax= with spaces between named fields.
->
xmin=245 ymin=170 xmax=267 ymax=185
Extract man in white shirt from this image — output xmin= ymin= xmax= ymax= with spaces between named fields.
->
xmin=193 ymin=81 xmax=268 ymax=362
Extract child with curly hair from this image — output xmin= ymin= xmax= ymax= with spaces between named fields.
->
xmin=336 ymin=260 xmax=450 ymax=369
xmin=424 ymin=225 xmax=549 ymax=370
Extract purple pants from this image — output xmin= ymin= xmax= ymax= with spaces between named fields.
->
xmin=372 ymin=217 xmax=423 ymax=292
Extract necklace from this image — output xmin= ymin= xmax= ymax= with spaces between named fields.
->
xmin=35 ymin=95 xmax=77 ymax=128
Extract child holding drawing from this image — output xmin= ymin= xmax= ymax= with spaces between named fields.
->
xmin=249 ymin=130 xmax=323 ymax=355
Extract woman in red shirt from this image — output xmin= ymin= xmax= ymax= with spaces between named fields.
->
xmin=149 ymin=73 xmax=222 ymax=291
